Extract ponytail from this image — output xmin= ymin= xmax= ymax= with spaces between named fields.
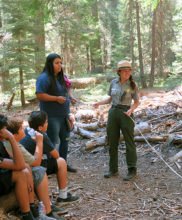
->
xmin=129 ymin=75 xmax=136 ymax=90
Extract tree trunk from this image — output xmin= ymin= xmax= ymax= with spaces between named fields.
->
xmin=109 ymin=0 xmax=120 ymax=66
xmin=34 ymin=0 xmax=45 ymax=75
xmin=18 ymin=30 xmax=25 ymax=107
xmin=63 ymin=31 xmax=69 ymax=74
xmin=86 ymin=44 xmax=90 ymax=73
xmin=69 ymin=44 xmax=75 ymax=75
xmin=90 ymin=0 xmax=103 ymax=73
xmin=135 ymin=0 xmax=147 ymax=88
xmin=0 ymin=11 xmax=10 ymax=92
xmin=102 ymin=36 xmax=108 ymax=71
xmin=157 ymin=1 xmax=164 ymax=78
xmin=129 ymin=0 xmax=135 ymax=67
xmin=149 ymin=7 xmax=157 ymax=87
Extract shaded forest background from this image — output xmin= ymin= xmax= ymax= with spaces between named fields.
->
xmin=0 ymin=0 xmax=182 ymax=107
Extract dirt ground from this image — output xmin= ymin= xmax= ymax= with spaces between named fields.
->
xmin=50 ymin=90 xmax=182 ymax=220
xmin=1 ymin=90 xmax=182 ymax=220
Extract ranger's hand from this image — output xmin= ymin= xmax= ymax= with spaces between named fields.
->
xmin=93 ymin=102 xmax=99 ymax=108
xmin=124 ymin=109 xmax=133 ymax=117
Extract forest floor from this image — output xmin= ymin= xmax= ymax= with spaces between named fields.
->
xmin=1 ymin=89 xmax=182 ymax=220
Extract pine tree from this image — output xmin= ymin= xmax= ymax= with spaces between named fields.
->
xmin=0 ymin=0 xmax=47 ymax=105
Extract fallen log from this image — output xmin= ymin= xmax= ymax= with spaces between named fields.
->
xmin=135 ymin=110 xmax=146 ymax=118
xmin=75 ymin=109 xmax=97 ymax=121
xmin=75 ymin=122 xmax=99 ymax=131
xmin=0 ymin=191 xmax=17 ymax=212
xmin=147 ymin=112 xmax=180 ymax=124
xmin=168 ymin=102 xmax=182 ymax=108
xmin=131 ymin=122 xmax=151 ymax=137
xmin=6 ymin=92 xmax=15 ymax=110
xmin=86 ymin=122 xmax=151 ymax=150
xmin=85 ymin=135 xmax=107 ymax=150
xmin=169 ymin=122 xmax=182 ymax=133
xmin=163 ymin=135 xmax=182 ymax=148
xmin=134 ymin=135 xmax=169 ymax=142
xmin=174 ymin=89 xmax=182 ymax=100
xmin=77 ymin=127 xmax=97 ymax=139
xmin=169 ymin=150 xmax=182 ymax=162
xmin=70 ymin=76 xmax=115 ymax=89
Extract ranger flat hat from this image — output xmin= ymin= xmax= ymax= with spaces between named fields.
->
xmin=114 ymin=60 xmax=135 ymax=71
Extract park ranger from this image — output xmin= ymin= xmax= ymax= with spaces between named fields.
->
xmin=93 ymin=60 xmax=140 ymax=181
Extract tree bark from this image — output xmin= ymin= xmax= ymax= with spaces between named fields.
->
xmin=136 ymin=0 xmax=147 ymax=88
xmin=129 ymin=0 xmax=135 ymax=67
xmin=149 ymin=7 xmax=157 ymax=87
xmin=6 ymin=92 xmax=15 ymax=110
xmin=86 ymin=44 xmax=91 ymax=73
xmin=90 ymin=0 xmax=103 ymax=73
xmin=34 ymin=0 xmax=46 ymax=75
xmin=157 ymin=1 xmax=164 ymax=78
xmin=69 ymin=44 xmax=75 ymax=75
xmin=0 ymin=11 xmax=10 ymax=92
xmin=18 ymin=30 xmax=25 ymax=107
xmin=63 ymin=31 xmax=69 ymax=74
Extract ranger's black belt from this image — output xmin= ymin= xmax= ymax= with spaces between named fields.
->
xmin=112 ymin=104 xmax=130 ymax=109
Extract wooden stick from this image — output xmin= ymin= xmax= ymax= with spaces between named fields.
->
xmin=6 ymin=92 xmax=15 ymax=110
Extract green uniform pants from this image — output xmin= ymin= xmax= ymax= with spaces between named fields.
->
xmin=106 ymin=106 xmax=137 ymax=172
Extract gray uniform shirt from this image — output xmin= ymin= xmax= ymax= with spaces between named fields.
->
xmin=108 ymin=77 xmax=139 ymax=106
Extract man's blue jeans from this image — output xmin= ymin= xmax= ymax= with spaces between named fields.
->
xmin=47 ymin=117 xmax=70 ymax=161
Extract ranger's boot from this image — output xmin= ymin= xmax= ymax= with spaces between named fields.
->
xmin=104 ymin=170 xmax=118 ymax=178
xmin=123 ymin=167 xmax=137 ymax=181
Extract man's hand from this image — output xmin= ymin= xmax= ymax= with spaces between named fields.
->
xmin=0 ymin=128 xmax=13 ymax=140
xmin=32 ymin=131 xmax=43 ymax=143
xmin=24 ymin=167 xmax=33 ymax=193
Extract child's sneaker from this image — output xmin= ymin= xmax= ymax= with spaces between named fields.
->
xmin=37 ymin=214 xmax=56 ymax=220
xmin=56 ymin=192 xmax=80 ymax=205
xmin=51 ymin=204 xmax=68 ymax=215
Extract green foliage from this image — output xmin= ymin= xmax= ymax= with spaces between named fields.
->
xmin=0 ymin=0 xmax=48 ymax=106
xmin=73 ymin=79 xmax=110 ymax=103
xmin=0 ymin=0 xmax=182 ymax=103
xmin=163 ymin=74 xmax=182 ymax=90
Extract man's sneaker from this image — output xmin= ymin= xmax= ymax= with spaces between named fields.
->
xmin=51 ymin=204 xmax=68 ymax=215
xmin=56 ymin=192 xmax=80 ymax=206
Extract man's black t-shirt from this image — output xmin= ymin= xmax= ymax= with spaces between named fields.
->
xmin=0 ymin=141 xmax=14 ymax=196
xmin=20 ymin=128 xmax=55 ymax=157
xmin=0 ymin=141 xmax=10 ymax=173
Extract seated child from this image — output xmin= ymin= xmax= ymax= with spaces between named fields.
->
xmin=0 ymin=114 xmax=37 ymax=220
xmin=20 ymin=111 xmax=80 ymax=205
xmin=5 ymin=117 xmax=67 ymax=220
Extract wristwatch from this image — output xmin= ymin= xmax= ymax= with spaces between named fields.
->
xmin=0 ymin=157 xmax=4 ymax=164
